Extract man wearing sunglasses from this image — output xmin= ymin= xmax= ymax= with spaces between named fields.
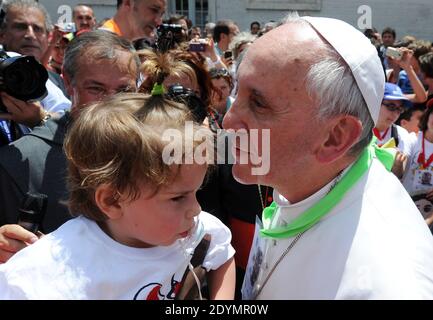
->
xmin=374 ymin=82 xmax=417 ymax=155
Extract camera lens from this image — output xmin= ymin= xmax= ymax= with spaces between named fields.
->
xmin=2 ymin=56 xmax=47 ymax=101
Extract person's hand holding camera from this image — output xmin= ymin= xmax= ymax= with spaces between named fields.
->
xmin=191 ymin=38 xmax=215 ymax=60
xmin=388 ymin=47 xmax=413 ymax=71
xmin=195 ymin=38 xmax=227 ymax=70
xmin=0 ymin=224 xmax=39 ymax=263
xmin=0 ymin=93 xmax=48 ymax=128
xmin=221 ymin=52 xmax=233 ymax=68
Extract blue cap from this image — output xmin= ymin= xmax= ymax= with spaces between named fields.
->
xmin=384 ymin=83 xmax=410 ymax=101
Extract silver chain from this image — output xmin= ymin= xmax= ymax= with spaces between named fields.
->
xmin=254 ymin=230 xmax=306 ymax=299
xmin=258 ymin=184 xmax=265 ymax=210
xmin=253 ymin=171 xmax=343 ymax=298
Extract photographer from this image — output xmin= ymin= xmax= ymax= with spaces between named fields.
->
xmin=397 ymin=41 xmax=431 ymax=94
xmin=387 ymin=47 xmax=428 ymax=103
xmin=0 ymin=0 xmax=71 ymax=145
xmin=0 ymin=0 xmax=68 ymax=92
xmin=166 ymin=14 xmax=189 ymax=43
xmin=0 ymin=52 xmax=70 ymax=147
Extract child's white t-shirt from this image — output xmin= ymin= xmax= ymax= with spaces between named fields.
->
xmin=403 ymin=132 xmax=433 ymax=196
xmin=0 ymin=212 xmax=234 ymax=300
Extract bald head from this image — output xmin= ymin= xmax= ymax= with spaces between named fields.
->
xmin=223 ymin=17 xmax=375 ymax=194
xmin=73 ymin=5 xmax=96 ymax=31
xmin=238 ymin=21 xmax=330 ymax=113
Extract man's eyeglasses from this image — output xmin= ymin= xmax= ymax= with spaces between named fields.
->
xmin=382 ymin=101 xmax=405 ymax=113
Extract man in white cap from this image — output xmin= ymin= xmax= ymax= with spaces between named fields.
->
xmin=223 ymin=14 xmax=433 ymax=299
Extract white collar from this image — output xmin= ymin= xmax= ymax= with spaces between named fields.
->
xmin=272 ymin=164 xmax=352 ymax=227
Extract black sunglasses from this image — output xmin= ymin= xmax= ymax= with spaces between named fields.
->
xmin=382 ymin=101 xmax=405 ymax=114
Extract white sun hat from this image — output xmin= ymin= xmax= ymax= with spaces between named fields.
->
xmin=302 ymin=16 xmax=385 ymax=125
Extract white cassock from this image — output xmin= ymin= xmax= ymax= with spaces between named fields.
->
xmin=243 ymin=158 xmax=433 ymax=299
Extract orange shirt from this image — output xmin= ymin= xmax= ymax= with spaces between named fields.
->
xmin=100 ymin=19 xmax=122 ymax=36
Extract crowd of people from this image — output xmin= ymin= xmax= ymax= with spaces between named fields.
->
xmin=0 ymin=0 xmax=433 ymax=300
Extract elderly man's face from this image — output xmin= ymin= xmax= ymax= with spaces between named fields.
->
xmin=131 ymin=0 xmax=166 ymax=40
xmin=73 ymin=6 xmax=96 ymax=31
xmin=223 ymin=23 xmax=328 ymax=191
xmin=0 ymin=6 xmax=48 ymax=61
xmin=66 ymin=50 xmax=137 ymax=116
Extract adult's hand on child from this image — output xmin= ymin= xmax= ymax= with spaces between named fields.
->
xmin=0 ymin=224 xmax=39 ymax=263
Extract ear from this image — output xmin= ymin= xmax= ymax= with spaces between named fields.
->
xmin=123 ymin=0 xmax=133 ymax=9
xmin=94 ymin=184 xmax=123 ymax=220
xmin=220 ymin=33 xmax=229 ymax=42
xmin=316 ymin=115 xmax=363 ymax=163
xmin=62 ymin=72 xmax=74 ymax=98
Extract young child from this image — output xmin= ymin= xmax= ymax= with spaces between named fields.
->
xmin=0 ymin=92 xmax=236 ymax=300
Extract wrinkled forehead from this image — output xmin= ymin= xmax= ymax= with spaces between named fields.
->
xmin=77 ymin=50 xmax=138 ymax=79
xmin=7 ymin=6 xmax=46 ymax=25
xmin=258 ymin=23 xmax=326 ymax=57
xmin=240 ymin=23 xmax=328 ymax=82
xmin=73 ymin=6 xmax=94 ymax=17
xmin=148 ymin=0 xmax=167 ymax=10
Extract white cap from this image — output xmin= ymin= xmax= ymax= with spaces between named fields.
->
xmin=302 ymin=16 xmax=385 ymax=125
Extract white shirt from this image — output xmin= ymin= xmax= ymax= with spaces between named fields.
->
xmin=375 ymin=124 xmax=417 ymax=156
xmin=243 ymin=158 xmax=433 ymax=299
xmin=0 ymin=212 xmax=234 ymax=300
xmin=42 ymin=79 xmax=71 ymax=114
xmin=402 ymin=132 xmax=433 ymax=196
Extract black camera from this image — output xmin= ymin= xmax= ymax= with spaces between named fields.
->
xmin=224 ymin=51 xmax=233 ymax=59
xmin=18 ymin=192 xmax=48 ymax=234
xmin=155 ymin=24 xmax=185 ymax=53
xmin=166 ymin=84 xmax=207 ymax=124
xmin=133 ymin=38 xmax=154 ymax=51
xmin=189 ymin=39 xmax=207 ymax=53
xmin=0 ymin=49 xmax=48 ymax=113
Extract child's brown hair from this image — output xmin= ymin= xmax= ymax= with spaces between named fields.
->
xmin=64 ymin=93 xmax=213 ymax=221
